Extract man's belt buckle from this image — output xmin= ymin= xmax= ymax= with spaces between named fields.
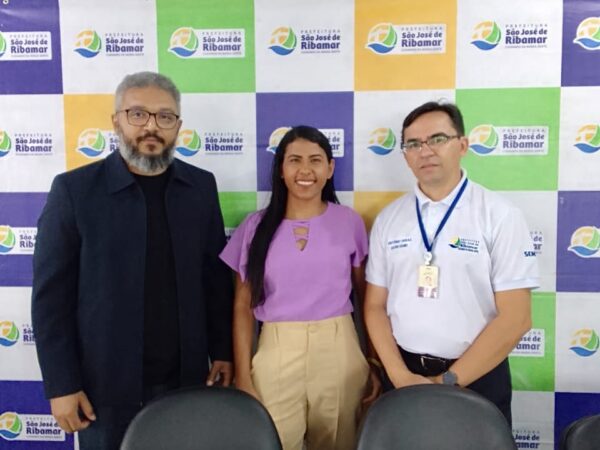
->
xmin=419 ymin=354 xmax=445 ymax=372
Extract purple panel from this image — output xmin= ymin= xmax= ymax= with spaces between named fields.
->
xmin=0 ymin=193 xmax=47 ymax=287
xmin=0 ymin=381 xmax=74 ymax=449
xmin=562 ymin=0 xmax=600 ymax=86
xmin=256 ymin=92 xmax=354 ymax=191
xmin=0 ymin=0 xmax=63 ymax=94
xmin=554 ymin=392 xmax=600 ymax=447
xmin=556 ymin=191 xmax=600 ymax=292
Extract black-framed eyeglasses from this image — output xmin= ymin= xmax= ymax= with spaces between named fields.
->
xmin=117 ymin=108 xmax=180 ymax=129
xmin=401 ymin=133 xmax=461 ymax=153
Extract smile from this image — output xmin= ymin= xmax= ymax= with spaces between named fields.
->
xmin=296 ymin=180 xmax=316 ymax=186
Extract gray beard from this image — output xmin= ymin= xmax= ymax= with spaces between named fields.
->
xmin=118 ymin=134 xmax=175 ymax=175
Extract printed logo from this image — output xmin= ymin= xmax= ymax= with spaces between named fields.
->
xmin=469 ymin=125 xmax=548 ymax=156
xmin=448 ymin=237 xmax=480 ymax=253
xmin=0 ymin=225 xmax=16 ymax=254
xmin=0 ymin=412 xmax=22 ymax=440
xmin=469 ymin=125 xmax=498 ymax=154
xmin=0 ymin=32 xmax=6 ymax=58
xmin=0 ymin=321 xmax=19 ymax=347
xmin=169 ymin=27 xmax=199 ymax=58
xmin=366 ymin=23 xmax=397 ymax=54
xmin=569 ymin=329 xmax=600 ymax=357
xmin=0 ymin=130 xmax=54 ymax=157
xmin=511 ymin=328 xmax=544 ymax=357
xmin=366 ymin=23 xmax=445 ymax=55
xmin=367 ymin=128 xmax=396 ymax=155
xmin=0 ymin=32 xmax=52 ymax=61
xmin=169 ymin=27 xmax=244 ymax=59
xmin=176 ymin=130 xmax=244 ymax=157
xmin=573 ymin=17 xmax=600 ymax=50
xmin=74 ymin=30 xmax=144 ymax=58
xmin=574 ymin=124 xmax=600 ymax=154
xmin=0 ymin=412 xmax=64 ymax=442
xmin=0 ymin=226 xmax=36 ymax=255
xmin=266 ymin=127 xmax=291 ymax=154
xmin=0 ymin=130 xmax=12 ymax=157
xmin=513 ymin=430 xmax=542 ymax=449
xmin=471 ymin=21 xmax=548 ymax=51
xmin=269 ymin=27 xmax=297 ymax=55
xmin=176 ymin=129 xmax=201 ymax=156
xmin=471 ymin=21 xmax=502 ymax=50
xmin=568 ymin=226 xmax=600 ymax=258
xmin=77 ymin=128 xmax=106 ymax=158
xmin=204 ymin=132 xmax=244 ymax=154
xmin=74 ymin=29 xmax=102 ymax=58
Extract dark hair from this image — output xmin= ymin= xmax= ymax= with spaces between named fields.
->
xmin=246 ymin=125 xmax=339 ymax=307
xmin=401 ymin=101 xmax=465 ymax=143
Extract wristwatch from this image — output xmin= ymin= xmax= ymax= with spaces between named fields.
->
xmin=442 ymin=370 xmax=458 ymax=386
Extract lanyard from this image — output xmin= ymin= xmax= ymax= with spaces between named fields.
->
xmin=415 ymin=178 xmax=468 ymax=265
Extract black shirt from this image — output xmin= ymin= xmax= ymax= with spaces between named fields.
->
xmin=134 ymin=168 xmax=180 ymax=387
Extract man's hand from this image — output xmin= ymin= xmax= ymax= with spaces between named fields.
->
xmin=206 ymin=360 xmax=233 ymax=387
xmin=50 ymin=391 xmax=96 ymax=433
xmin=390 ymin=372 xmax=434 ymax=389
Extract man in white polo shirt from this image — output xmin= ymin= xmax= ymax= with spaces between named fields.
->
xmin=364 ymin=101 xmax=539 ymax=424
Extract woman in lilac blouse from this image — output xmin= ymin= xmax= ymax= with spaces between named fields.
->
xmin=220 ymin=126 xmax=380 ymax=450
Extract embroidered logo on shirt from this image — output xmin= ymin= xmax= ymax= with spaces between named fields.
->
xmin=387 ymin=237 xmax=412 ymax=251
xmin=448 ymin=237 xmax=480 ymax=253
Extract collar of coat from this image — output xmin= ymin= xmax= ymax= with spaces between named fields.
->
xmin=105 ymin=150 xmax=195 ymax=194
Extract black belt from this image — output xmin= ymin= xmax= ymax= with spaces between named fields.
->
xmin=399 ymin=346 xmax=456 ymax=377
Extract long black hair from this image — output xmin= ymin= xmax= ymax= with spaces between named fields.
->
xmin=246 ymin=125 xmax=339 ymax=307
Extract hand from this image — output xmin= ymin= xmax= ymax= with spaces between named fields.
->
xmin=50 ymin=391 xmax=96 ymax=433
xmin=362 ymin=368 xmax=382 ymax=407
xmin=428 ymin=374 xmax=443 ymax=384
xmin=206 ymin=360 xmax=233 ymax=387
xmin=390 ymin=372 xmax=434 ymax=389
xmin=235 ymin=378 xmax=260 ymax=401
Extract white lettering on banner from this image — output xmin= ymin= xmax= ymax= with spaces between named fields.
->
xmin=198 ymin=29 xmax=245 ymax=58
xmin=1 ymin=32 xmax=52 ymax=61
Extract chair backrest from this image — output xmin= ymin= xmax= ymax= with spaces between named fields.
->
xmin=120 ymin=386 xmax=282 ymax=450
xmin=560 ymin=414 xmax=600 ymax=450
xmin=357 ymin=384 xmax=517 ymax=450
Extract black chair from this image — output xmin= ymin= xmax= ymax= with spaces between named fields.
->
xmin=357 ymin=384 xmax=516 ymax=450
xmin=559 ymin=414 xmax=600 ymax=450
xmin=120 ymin=386 xmax=282 ymax=450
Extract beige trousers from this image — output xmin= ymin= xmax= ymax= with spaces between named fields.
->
xmin=252 ymin=314 xmax=369 ymax=450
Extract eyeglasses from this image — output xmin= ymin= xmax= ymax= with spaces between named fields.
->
xmin=401 ymin=134 xmax=460 ymax=153
xmin=117 ymin=108 xmax=180 ymax=130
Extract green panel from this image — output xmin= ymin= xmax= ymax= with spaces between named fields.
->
xmin=456 ymin=88 xmax=560 ymax=191
xmin=156 ymin=0 xmax=255 ymax=92
xmin=219 ymin=191 xmax=257 ymax=229
xmin=510 ymin=292 xmax=555 ymax=392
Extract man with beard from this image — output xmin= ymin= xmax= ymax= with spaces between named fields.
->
xmin=32 ymin=72 xmax=234 ymax=450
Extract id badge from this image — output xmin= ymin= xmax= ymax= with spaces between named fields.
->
xmin=418 ymin=264 xmax=439 ymax=299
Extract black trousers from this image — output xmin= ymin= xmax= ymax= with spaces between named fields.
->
xmin=77 ymin=379 xmax=180 ymax=450
xmin=382 ymin=350 xmax=513 ymax=426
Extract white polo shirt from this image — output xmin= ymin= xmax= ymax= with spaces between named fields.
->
xmin=366 ymin=173 xmax=539 ymax=359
